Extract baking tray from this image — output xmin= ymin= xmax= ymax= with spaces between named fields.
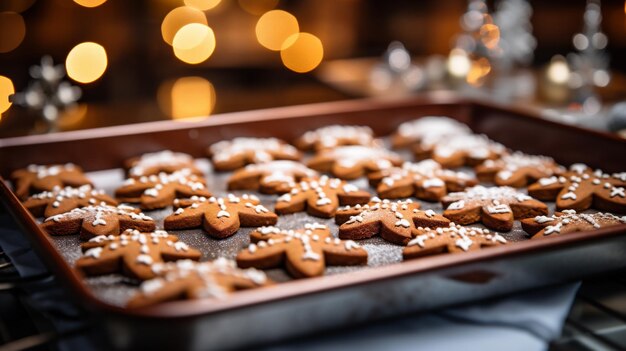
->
xmin=1 ymin=94 xmax=626 ymax=350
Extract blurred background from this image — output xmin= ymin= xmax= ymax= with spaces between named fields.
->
xmin=0 ymin=0 xmax=625 ymax=137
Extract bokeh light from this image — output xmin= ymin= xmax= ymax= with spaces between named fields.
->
xmin=255 ymin=10 xmax=299 ymax=51
xmin=280 ymin=33 xmax=324 ymax=73
xmin=57 ymin=104 xmax=88 ymax=130
xmin=172 ymin=23 xmax=216 ymax=64
xmin=0 ymin=76 xmax=14 ymax=115
xmin=65 ymin=42 xmax=108 ymax=84
xmin=158 ymin=77 xmax=215 ymax=120
xmin=184 ymin=0 xmax=221 ymax=11
xmin=546 ymin=55 xmax=570 ymax=85
xmin=480 ymin=23 xmax=500 ymax=50
xmin=447 ymin=48 xmax=471 ymax=78
xmin=161 ymin=6 xmax=208 ymax=46
xmin=239 ymin=0 xmax=279 ymax=15
xmin=73 ymin=0 xmax=107 ymax=8
xmin=466 ymin=57 xmax=491 ymax=86
xmin=0 ymin=12 xmax=26 ymax=53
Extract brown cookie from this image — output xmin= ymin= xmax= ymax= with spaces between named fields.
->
xmin=236 ymin=223 xmax=368 ymax=278
xmin=306 ymin=146 xmax=403 ymax=180
xmin=115 ymin=170 xmax=211 ymax=210
xmin=521 ymin=209 xmax=626 ymax=239
xmin=208 ymin=137 xmax=301 ymax=171
xmin=403 ymin=223 xmax=507 ymax=260
xmin=125 ymin=150 xmax=203 ymax=178
xmin=164 ymin=194 xmax=278 ymax=239
xmin=475 ymin=152 xmax=565 ymax=187
xmin=295 ymin=125 xmax=376 ymax=151
xmin=227 ymin=160 xmax=318 ymax=194
xmin=527 ymin=164 xmax=626 ymax=214
xmin=76 ymin=229 xmax=201 ymax=280
xmin=41 ymin=204 xmax=156 ymax=240
xmin=441 ymin=185 xmax=548 ymax=231
xmin=337 ymin=198 xmax=450 ymax=245
xmin=23 ymin=185 xmax=117 ymax=218
xmin=391 ymin=116 xmax=472 ymax=149
xmin=414 ymin=134 xmax=507 ymax=168
xmin=369 ymin=160 xmax=478 ymax=201
xmin=11 ymin=163 xmax=92 ymax=201
xmin=127 ymin=258 xmax=271 ymax=308
xmin=274 ymin=176 xmax=370 ymax=218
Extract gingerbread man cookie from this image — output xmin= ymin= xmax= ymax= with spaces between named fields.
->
xmin=337 ymin=198 xmax=450 ymax=245
xmin=415 ymin=134 xmax=507 ymax=168
xmin=115 ymin=170 xmax=211 ymax=210
xmin=521 ymin=209 xmax=626 ymax=239
xmin=23 ymin=185 xmax=117 ymax=218
xmin=164 ymin=194 xmax=278 ymax=239
xmin=208 ymin=137 xmax=301 ymax=171
xmin=227 ymin=160 xmax=318 ymax=194
xmin=76 ymin=229 xmax=201 ymax=280
xmin=41 ymin=204 xmax=155 ymax=240
xmin=236 ymin=223 xmax=368 ymax=278
xmin=368 ymin=160 xmax=478 ymax=201
xmin=528 ymin=164 xmax=626 ymax=214
xmin=475 ymin=152 xmax=565 ymax=187
xmin=125 ymin=150 xmax=203 ymax=178
xmin=11 ymin=163 xmax=92 ymax=200
xmin=306 ymin=146 xmax=403 ymax=180
xmin=275 ymin=176 xmax=370 ymax=218
xmin=441 ymin=185 xmax=548 ymax=231
xmin=403 ymin=223 xmax=507 ymax=260
xmin=127 ymin=258 xmax=270 ymax=308
xmin=391 ymin=116 xmax=472 ymax=149
xmin=295 ymin=125 xmax=376 ymax=151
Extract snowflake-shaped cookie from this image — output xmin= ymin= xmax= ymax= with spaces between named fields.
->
xmin=307 ymin=145 xmax=403 ymax=180
xmin=208 ymin=137 xmax=301 ymax=171
xmin=125 ymin=150 xmax=203 ymax=178
xmin=521 ymin=210 xmax=626 ymax=239
xmin=11 ymin=163 xmax=92 ymax=200
xmin=391 ymin=116 xmax=472 ymax=149
xmin=295 ymin=125 xmax=376 ymax=151
xmin=23 ymin=185 xmax=117 ymax=218
xmin=475 ymin=152 xmax=565 ymax=187
xmin=227 ymin=160 xmax=318 ymax=194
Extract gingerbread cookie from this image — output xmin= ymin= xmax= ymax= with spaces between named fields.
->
xmin=369 ymin=160 xmax=478 ymax=201
xmin=208 ymin=137 xmax=301 ymax=171
xmin=403 ymin=223 xmax=507 ymax=260
xmin=76 ymin=229 xmax=201 ymax=280
xmin=127 ymin=258 xmax=270 ymax=308
xmin=415 ymin=134 xmax=507 ymax=168
xmin=306 ymin=146 xmax=403 ymax=180
xmin=227 ymin=160 xmax=318 ymax=194
xmin=236 ymin=223 xmax=368 ymax=278
xmin=337 ymin=198 xmax=450 ymax=245
xmin=41 ymin=204 xmax=155 ymax=240
xmin=115 ymin=170 xmax=211 ymax=210
xmin=475 ymin=152 xmax=565 ymax=187
xmin=295 ymin=125 xmax=376 ymax=151
xmin=274 ymin=176 xmax=370 ymax=218
xmin=11 ymin=163 xmax=92 ymax=200
xmin=528 ymin=164 xmax=626 ymax=214
xmin=391 ymin=116 xmax=472 ymax=149
xmin=164 ymin=194 xmax=278 ymax=239
xmin=441 ymin=185 xmax=548 ymax=231
xmin=125 ymin=150 xmax=203 ymax=178
xmin=23 ymin=185 xmax=117 ymax=218
xmin=521 ymin=209 xmax=626 ymax=239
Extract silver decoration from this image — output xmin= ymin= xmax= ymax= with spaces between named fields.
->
xmin=493 ymin=0 xmax=536 ymax=70
xmin=369 ymin=41 xmax=425 ymax=94
xmin=11 ymin=56 xmax=82 ymax=131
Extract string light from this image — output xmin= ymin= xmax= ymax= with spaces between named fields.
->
xmin=65 ymin=42 xmax=108 ymax=84
xmin=73 ymin=0 xmax=107 ymax=8
xmin=161 ymin=6 xmax=208 ymax=46
xmin=255 ymin=10 xmax=299 ymax=51
xmin=172 ymin=23 xmax=216 ymax=64
xmin=158 ymin=77 xmax=215 ymax=120
xmin=280 ymin=33 xmax=324 ymax=73
xmin=0 ymin=76 xmax=14 ymax=116
xmin=0 ymin=12 xmax=26 ymax=53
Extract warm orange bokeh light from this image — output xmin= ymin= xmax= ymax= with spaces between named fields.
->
xmin=73 ymin=0 xmax=107 ymax=8
xmin=65 ymin=42 xmax=108 ymax=84
xmin=172 ymin=23 xmax=216 ymax=64
xmin=0 ymin=12 xmax=26 ymax=53
xmin=255 ymin=10 xmax=299 ymax=51
xmin=466 ymin=58 xmax=491 ymax=86
xmin=184 ymin=0 xmax=222 ymax=11
xmin=0 ymin=75 xmax=15 ymax=116
xmin=280 ymin=33 xmax=324 ymax=73
xmin=480 ymin=23 xmax=500 ymax=50
xmin=161 ymin=6 xmax=208 ymax=46
xmin=239 ymin=0 xmax=279 ymax=15
xmin=158 ymin=77 xmax=216 ymax=120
